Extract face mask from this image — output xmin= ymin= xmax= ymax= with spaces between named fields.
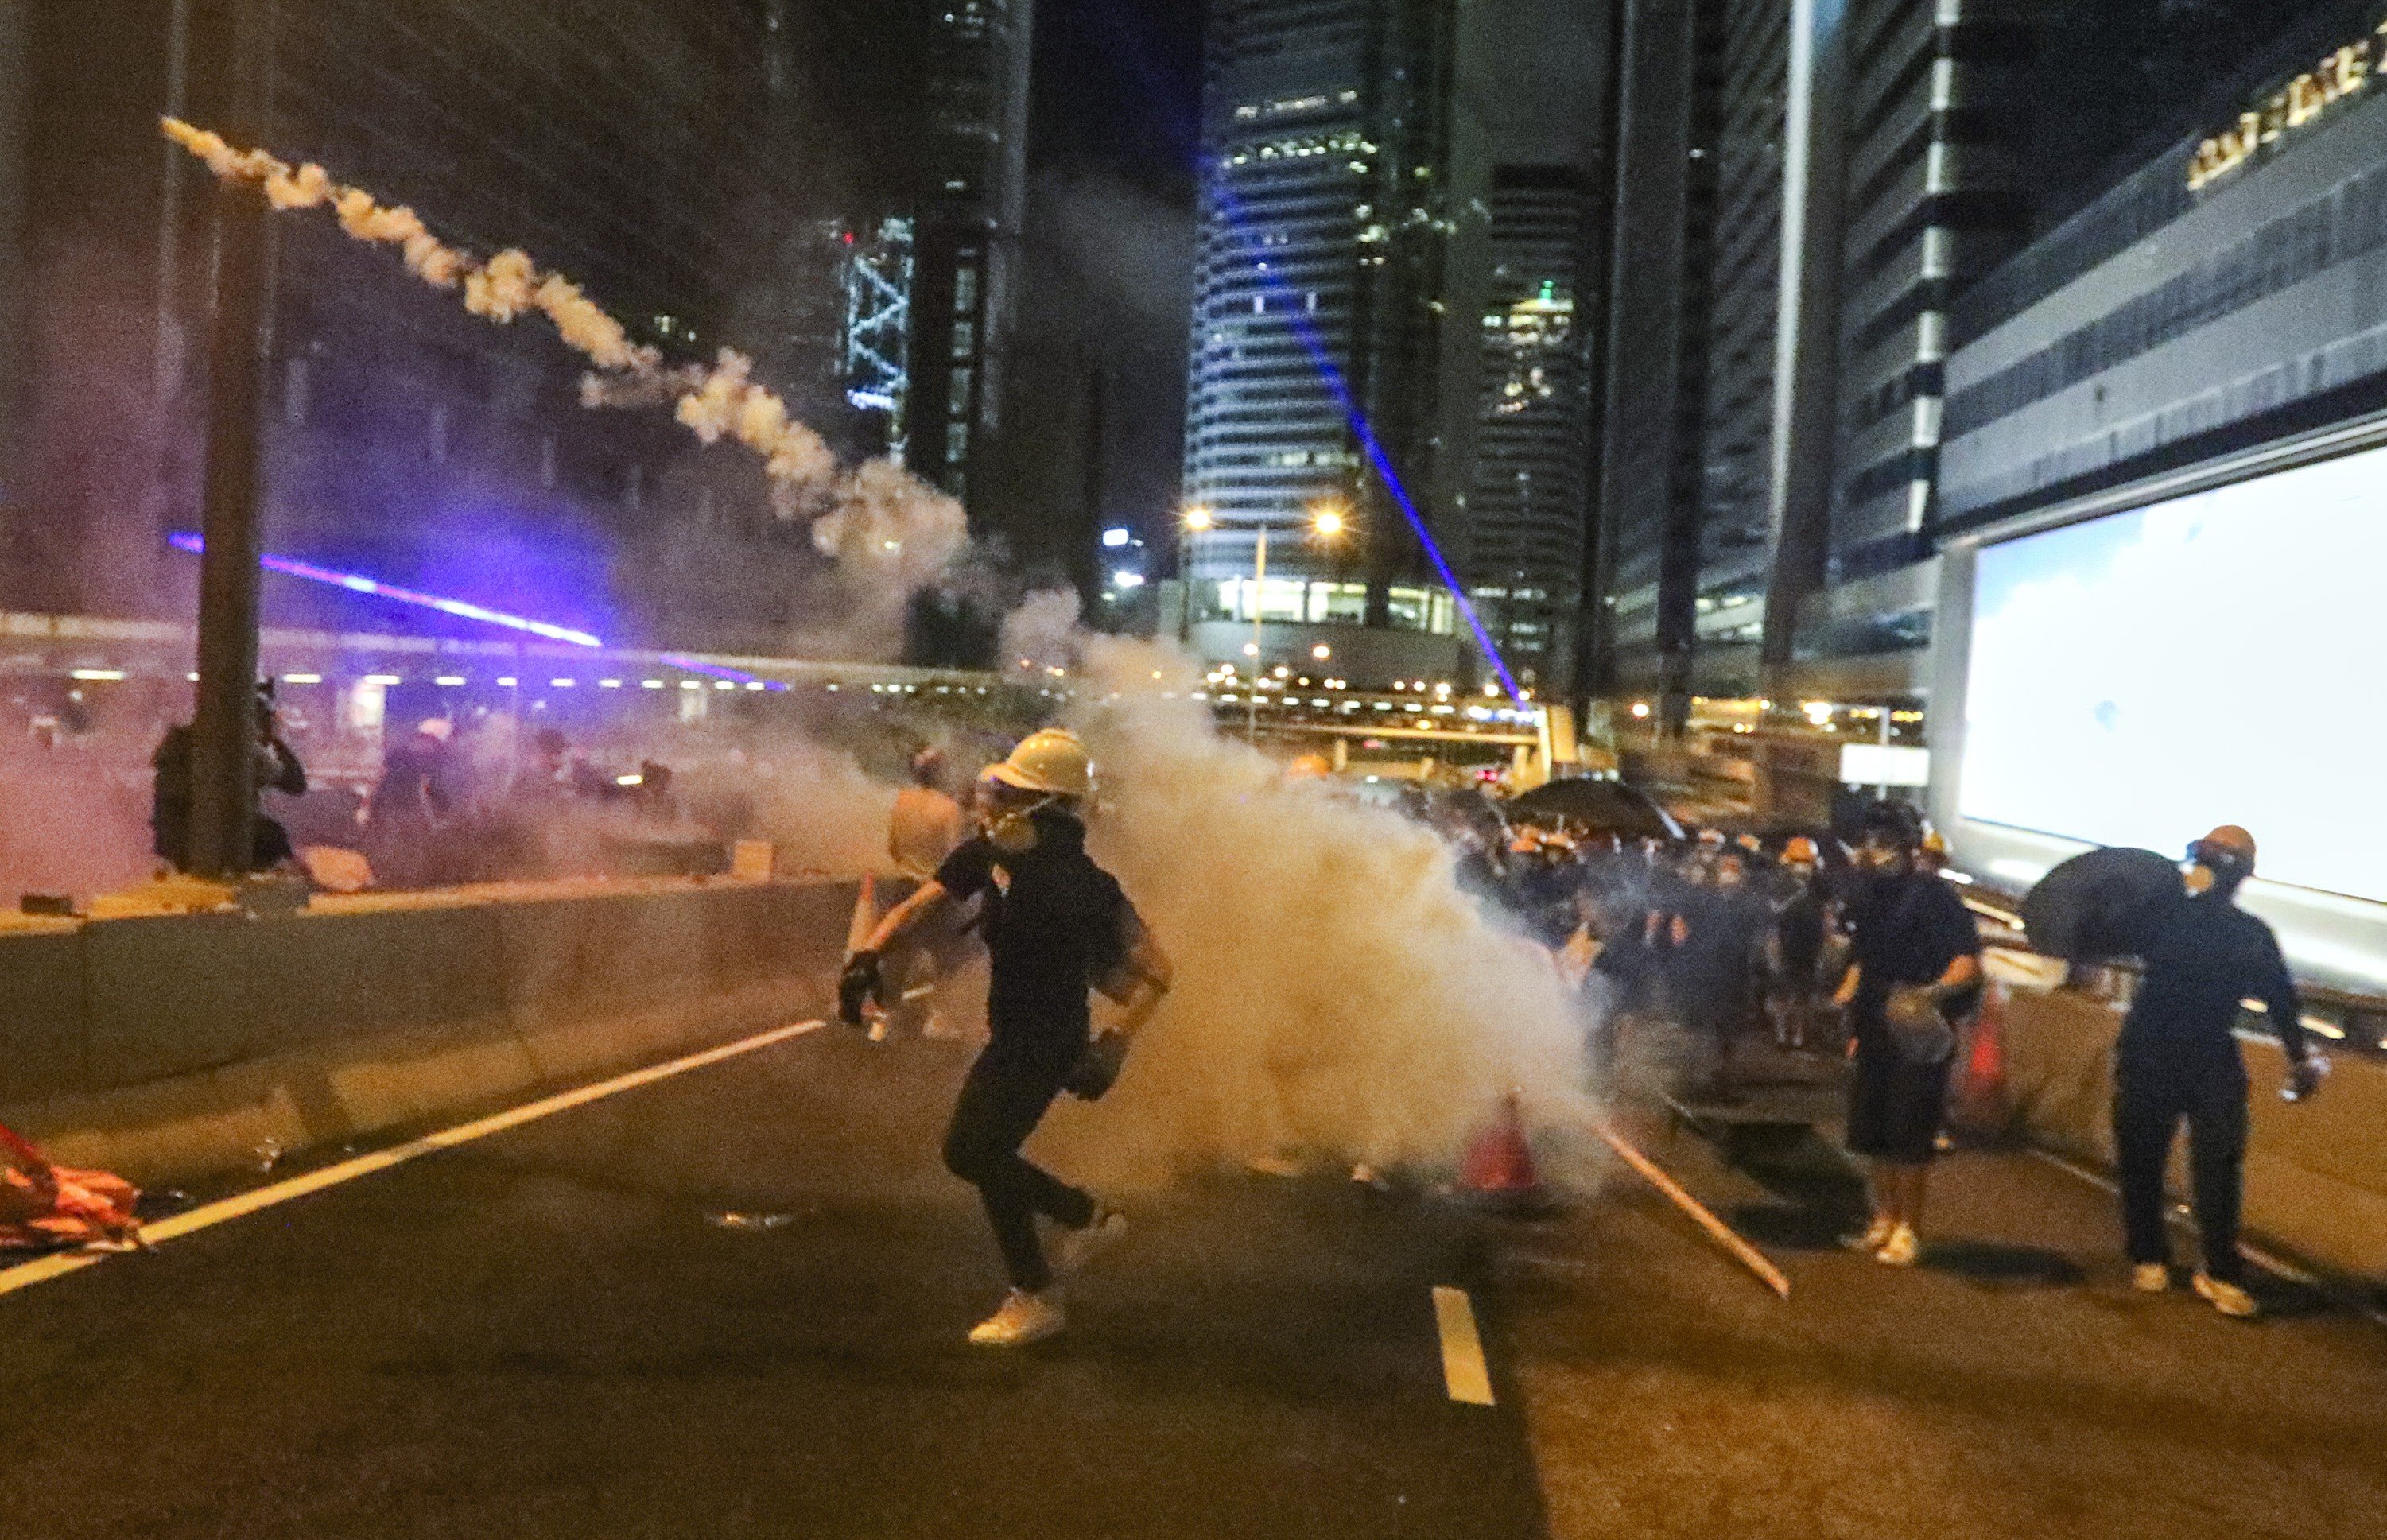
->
xmin=986 ymin=796 xmax=1054 ymax=855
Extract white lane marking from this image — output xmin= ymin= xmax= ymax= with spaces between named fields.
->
xmin=1432 ymin=1285 xmax=1496 ymax=1406
xmin=0 ymin=1019 xmax=827 ymax=1301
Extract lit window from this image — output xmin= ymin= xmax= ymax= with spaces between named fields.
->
xmin=947 ymin=421 xmax=970 ymax=461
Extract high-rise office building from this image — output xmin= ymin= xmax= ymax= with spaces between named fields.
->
xmin=1686 ymin=0 xmax=1842 ymax=698
xmin=1826 ymin=0 xmax=2031 ymax=587
xmin=906 ymin=0 xmax=1034 ymax=510
xmin=1465 ymin=166 xmax=1593 ymax=693
xmin=1589 ymin=0 xmax=1724 ymax=720
xmin=1180 ymin=0 xmax=1481 ymax=689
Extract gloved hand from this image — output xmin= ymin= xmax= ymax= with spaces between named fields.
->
xmin=837 ymin=950 xmax=883 ymax=1028
xmin=2284 ymin=1054 xmax=2329 ymax=1104
xmin=1063 ymin=1031 xmax=1131 ymax=1101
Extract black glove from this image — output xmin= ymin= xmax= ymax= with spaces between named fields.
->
xmin=1063 ymin=1031 xmax=1131 ymax=1101
xmin=2286 ymin=1055 xmax=2327 ymax=1104
xmin=837 ymin=950 xmax=883 ymax=1028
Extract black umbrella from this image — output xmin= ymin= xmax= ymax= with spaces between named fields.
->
xmin=1504 ymin=778 xmax=1683 ymax=843
xmin=2022 ymin=847 xmax=2181 ymax=961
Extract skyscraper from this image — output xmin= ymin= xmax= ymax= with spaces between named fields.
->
xmin=1827 ymin=0 xmax=2031 ymax=587
xmin=1589 ymin=0 xmax=1724 ymax=723
xmin=907 ymin=0 xmax=1034 ymax=510
xmin=1690 ymin=0 xmax=1842 ymax=696
xmin=1465 ymin=166 xmax=1593 ymax=693
xmin=1180 ymin=0 xmax=1479 ymax=689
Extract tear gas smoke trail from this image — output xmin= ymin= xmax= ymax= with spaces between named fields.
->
xmin=1028 ymin=630 xmax=1604 ymax=1190
xmin=161 ymin=118 xmax=968 ymax=618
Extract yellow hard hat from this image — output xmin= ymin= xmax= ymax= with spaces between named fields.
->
xmin=1921 ymin=829 xmax=1950 ymax=857
xmin=982 ymin=728 xmax=1093 ymax=800
xmin=1783 ymin=836 xmax=1819 ymax=863
xmin=1286 ymin=753 xmax=1333 ymax=781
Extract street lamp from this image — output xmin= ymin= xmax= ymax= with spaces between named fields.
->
xmin=1182 ymin=499 xmax=1350 ymax=742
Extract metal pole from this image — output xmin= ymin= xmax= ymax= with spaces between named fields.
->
xmin=1248 ymin=525 xmax=1267 ymax=743
xmin=185 ymin=0 xmax=271 ymax=880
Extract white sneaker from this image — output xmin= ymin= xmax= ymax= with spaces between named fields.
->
xmin=1053 ymin=1207 xmax=1127 ymax=1278
xmin=1873 ymin=1223 xmax=1920 ymax=1267
xmin=967 ymin=1288 xmax=1067 ymax=1347
xmin=2191 ymin=1272 xmax=2259 ymax=1319
xmin=2131 ymin=1262 xmax=2172 ymax=1294
xmin=1847 ymin=1214 xmax=1896 ymax=1253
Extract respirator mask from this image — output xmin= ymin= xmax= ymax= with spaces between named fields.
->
xmin=2183 ymin=838 xmax=2252 ymax=897
xmin=984 ymin=794 xmax=1056 ymax=855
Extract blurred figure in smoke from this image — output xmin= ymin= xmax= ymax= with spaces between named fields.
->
xmin=149 ymin=684 xmax=308 ymax=876
xmin=887 ymin=747 xmax=966 ymax=879
xmin=1764 ymin=836 xmax=1833 ymax=1052
xmin=1834 ymin=803 xmax=1981 ymax=1267
xmin=1669 ymin=844 xmax=1765 ymax=1093
xmin=367 ymin=718 xmax=455 ymax=889
xmin=878 ymin=747 xmax=971 ymax=1040
xmin=841 ymin=729 xmax=1173 ymax=1348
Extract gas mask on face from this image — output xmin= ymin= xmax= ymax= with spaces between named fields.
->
xmin=2183 ymin=839 xmax=2251 ymax=898
xmin=1856 ymin=840 xmax=1908 ymax=876
xmin=985 ymin=795 xmax=1054 ymax=855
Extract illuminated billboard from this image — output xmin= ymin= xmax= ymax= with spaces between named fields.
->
xmin=1960 ymin=445 xmax=2387 ymax=906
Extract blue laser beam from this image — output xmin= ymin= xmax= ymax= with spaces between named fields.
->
xmin=169 ymin=531 xmax=605 ymax=648
xmin=1209 ymin=184 xmax=1525 ymax=701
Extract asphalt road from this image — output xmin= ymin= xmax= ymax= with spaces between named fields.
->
xmin=0 ymin=1026 xmax=1547 ymax=1539
xmin=3 ymin=1021 xmax=2383 ymax=1538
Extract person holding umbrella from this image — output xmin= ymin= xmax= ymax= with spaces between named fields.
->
xmin=2110 ymin=825 xmax=2324 ymax=1318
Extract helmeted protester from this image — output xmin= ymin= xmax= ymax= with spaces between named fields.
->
xmin=840 ymin=729 xmax=1173 ymax=1347
xmin=1833 ymin=803 xmax=1981 ymax=1267
xmin=1765 ymin=836 xmax=1833 ymax=1052
xmin=2112 ymin=824 xmax=2325 ymax=1318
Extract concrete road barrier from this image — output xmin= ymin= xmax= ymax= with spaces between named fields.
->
xmin=2001 ymin=987 xmax=2387 ymax=1287
xmin=0 ymin=876 xmax=861 ymax=1185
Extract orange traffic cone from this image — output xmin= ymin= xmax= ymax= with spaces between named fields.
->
xmin=1950 ymin=984 xmax=2013 ymax=1140
xmin=1461 ymin=1092 xmax=1549 ymax=1212
xmin=845 ymin=872 xmax=879 ymax=957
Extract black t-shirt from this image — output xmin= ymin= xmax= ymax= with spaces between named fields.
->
xmin=1846 ymin=871 xmax=1980 ymax=1030
xmin=2120 ymin=891 xmax=2304 ymax=1068
xmin=935 ymin=809 xmax=1138 ymax=1070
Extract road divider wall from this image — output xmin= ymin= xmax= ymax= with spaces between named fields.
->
xmin=2001 ymin=987 xmax=2387 ymax=1288
xmin=0 ymin=878 xmax=867 ymax=1185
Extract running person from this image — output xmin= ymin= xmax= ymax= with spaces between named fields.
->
xmin=840 ymin=730 xmax=1172 ymax=1346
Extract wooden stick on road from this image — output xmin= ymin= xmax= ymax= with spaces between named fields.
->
xmin=1595 ymin=1120 xmax=1792 ymax=1300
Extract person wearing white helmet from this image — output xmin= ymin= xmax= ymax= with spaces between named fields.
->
xmin=841 ymin=728 xmax=1173 ymax=1347
xmin=2111 ymin=825 xmax=2323 ymax=1319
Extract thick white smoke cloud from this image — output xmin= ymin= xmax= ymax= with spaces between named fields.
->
xmin=161 ymin=118 xmax=969 ymax=634
xmin=1031 ymin=635 xmax=1601 ymax=1189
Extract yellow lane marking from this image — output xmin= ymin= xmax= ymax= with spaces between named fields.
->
xmin=1433 ymin=1284 xmax=1496 ymax=1406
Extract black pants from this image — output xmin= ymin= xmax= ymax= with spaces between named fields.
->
xmin=942 ymin=1052 xmax=1093 ymax=1292
xmin=2114 ymin=1055 xmax=2249 ymax=1285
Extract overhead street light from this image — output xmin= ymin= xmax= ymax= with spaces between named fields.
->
xmin=1181 ymin=498 xmax=1353 ymax=742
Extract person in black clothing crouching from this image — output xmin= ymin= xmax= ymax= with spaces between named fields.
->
xmin=2114 ymin=825 xmax=2323 ymax=1319
xmin=841 ymin=729 xmax=1173 ymax=1348
xmin=1832 ymin=805 xmax=1981 ymax=1268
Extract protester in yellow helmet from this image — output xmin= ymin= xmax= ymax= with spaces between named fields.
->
xmin=840 ymin=729 xmax=1173 ymax=1347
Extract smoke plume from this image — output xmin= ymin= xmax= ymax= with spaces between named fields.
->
xmin=1029 ymin=635 xmax=1602 ymax=1189
xmin=161 ymin=118 xmax=969 ymax=619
